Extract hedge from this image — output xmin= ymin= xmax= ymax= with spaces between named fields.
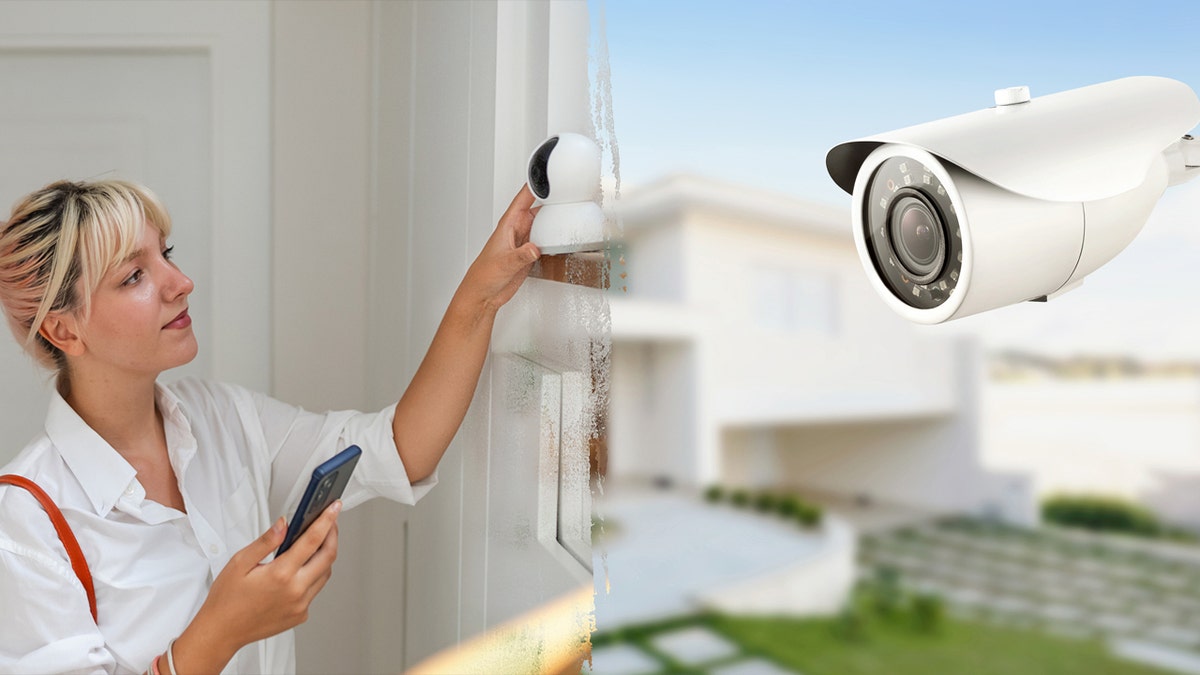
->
xmin=1041 ymin=494 xmax=1161 ymax=537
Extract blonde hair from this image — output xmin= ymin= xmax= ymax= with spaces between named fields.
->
xmin=0 ymin=179 xmax=172 ymax=377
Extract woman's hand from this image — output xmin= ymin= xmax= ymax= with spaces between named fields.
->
xmin=458 ymin=185 xmax=541 ymax=314
xmin=167 ymin=502 xmax=342 ymax=672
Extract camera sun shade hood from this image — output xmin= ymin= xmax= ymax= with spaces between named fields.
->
xmin=827 ymin=76 xmax=1200 ymax=203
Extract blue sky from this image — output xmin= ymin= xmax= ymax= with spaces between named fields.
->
xmin=604 ymin=0 xmax=1200 ymax=359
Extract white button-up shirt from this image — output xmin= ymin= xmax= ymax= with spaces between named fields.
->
xmin=0 ymin=378 xmax=435 ymax=674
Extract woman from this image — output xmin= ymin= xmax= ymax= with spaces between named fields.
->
xmin=0 ymin=179 xmax=540 ymax=673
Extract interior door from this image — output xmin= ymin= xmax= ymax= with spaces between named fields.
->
xmin=0 ymin=1 xmax=270 ymax=462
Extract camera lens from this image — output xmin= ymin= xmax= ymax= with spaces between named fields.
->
xmin=888 ymin=192 xmax=945 ymax=283
xmin=899 ymin=204 xmax=937 ymax=263
xmin=528 ymin=136 xmax=559 ymax=199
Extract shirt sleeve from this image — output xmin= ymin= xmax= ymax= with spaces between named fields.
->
xmin=0 ymin=491 xmax=116 ymax=674
xmin=247 ymin=389 xmax=438 ymax=521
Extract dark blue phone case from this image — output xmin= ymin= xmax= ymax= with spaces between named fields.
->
xmin=276 ymin=444 xmax=362 ymax=557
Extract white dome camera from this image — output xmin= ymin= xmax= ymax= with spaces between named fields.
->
xmin=527 ymin=132 xmax=606 ymax=254
xmin=826 ymin=76 xmax=1200 ymax=324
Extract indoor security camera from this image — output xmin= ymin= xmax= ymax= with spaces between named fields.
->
xmin=826 ymin=76 xmax=1200 ymax=324
xmin=527 ymin=132 xmax=606 ymax=254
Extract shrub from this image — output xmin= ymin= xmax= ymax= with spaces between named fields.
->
xmin=703 ymin=485 xmax=724 ymax=503
xmin=777 ymin=495 xmax=801 ymax=519
xmin=797 ymin=503 xmax=823 ymax=528
xmin=729 ymin=489 xmax=750 ymax=508
xmin=833 ymin=603 xmax=867 ymax=642
xmin=870 ymin=567 xmax=903 ymax=619
xmin=1164 ymin=526 xmax=1199 ymax=544
xmin=1041 ymin=494 xmax=1162 ymax=537
xmin=911 ymin=593 xmax=945 ymax=633
xmin=753 ymin=491 xmax=778 ymax=513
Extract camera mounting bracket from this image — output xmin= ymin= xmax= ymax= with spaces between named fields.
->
xmin=1165 ymin=135 xmax=1200 ymax=186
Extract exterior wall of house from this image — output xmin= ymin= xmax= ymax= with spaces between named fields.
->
xmin=984 ymin=378 xmax=1200 ymax=529
xmin=613 ymin=175 xmax=981 ymax=498
xmin=609 ymin=340 xmax=700 ymax=483
xmin=758 ymin=339 xmax=1020 ymax=517
xmin=621 ymin=219 xmax=689 ymax=302
xmin=684 ymin=209 xmax=960 ymax=426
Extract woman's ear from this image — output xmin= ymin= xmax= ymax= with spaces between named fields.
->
xmin=39 ymin=313 xmax=85 ymax=357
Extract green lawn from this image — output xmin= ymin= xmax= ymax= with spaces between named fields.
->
xmin=593 ymin=612 xmax=1172 ymax=675
xmin=710 ymin=614 xmax=1169 ymax=675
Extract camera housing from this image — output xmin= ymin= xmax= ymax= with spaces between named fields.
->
xmin=827 ymin=76 xmax=1200 ymax=324
xmin=527 ymin=132 xmax=606 ymax=254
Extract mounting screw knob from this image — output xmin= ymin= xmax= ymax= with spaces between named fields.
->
xmin=994 ymin=86 xmax=1031 ymax=106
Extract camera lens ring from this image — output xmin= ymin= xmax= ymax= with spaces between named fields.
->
xmin=861 ymin=156 xmax=963 ymax=309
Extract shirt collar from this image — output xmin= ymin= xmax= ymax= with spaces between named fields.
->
xmin=44 ymin=382 xmax=192 ymax=517
xmin=157 ymin=383 xmax=197 ymax=471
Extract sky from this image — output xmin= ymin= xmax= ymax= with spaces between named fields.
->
xmin=603 ymin=0 xmax=1200 ymax=360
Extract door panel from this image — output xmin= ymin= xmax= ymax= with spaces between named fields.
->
xmin=0 ymin=1 xmax=271 ymax=462
xmin=0 ymin=50 xmax=212 ymax=457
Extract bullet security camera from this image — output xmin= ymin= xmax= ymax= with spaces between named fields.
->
xmin=527 ymin=132 xmax=606 ymax=254
xmin=826 ymin=76 xmax=1200 ymax=324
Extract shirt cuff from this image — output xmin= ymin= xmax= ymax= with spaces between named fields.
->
xmin=335 ymin=403 xmax=438 ymax=509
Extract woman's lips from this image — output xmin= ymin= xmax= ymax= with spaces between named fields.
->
xmin=164 ymin=309 xmax=191 ymax=329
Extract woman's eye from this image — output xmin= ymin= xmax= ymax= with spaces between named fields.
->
xmin=122 ymin=269 xmax=143 ymax=286
xmin=162 ymin=245 xmax=175 ymax=261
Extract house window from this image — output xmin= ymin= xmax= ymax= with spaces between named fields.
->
xmin=749 ymin=264 xmax=838 ymax=335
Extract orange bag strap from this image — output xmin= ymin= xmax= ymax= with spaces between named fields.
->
xmin=0 ymin=474 xmax=97 ymax=623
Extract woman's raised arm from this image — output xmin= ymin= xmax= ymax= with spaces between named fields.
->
xmin=391 ymin=185 xmax=541 ymax=483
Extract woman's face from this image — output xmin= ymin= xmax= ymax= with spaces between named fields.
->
xmin=70 ymin=220 xmax=198 ymax=379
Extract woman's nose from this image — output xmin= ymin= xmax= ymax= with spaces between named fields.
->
xmin=167 ymin=262 xmax=195 ymax=299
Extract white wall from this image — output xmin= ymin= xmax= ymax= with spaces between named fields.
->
xmin=687 ymin=211 xmax=959 ymax=426
xmin=765 ymin=340 xmax=997 ymax=514
xmin=270 ymin=3 xmax=381 ymax=672
xmin=622 ymin=221 xmax=688 ymax=301
xmin=983 ymin=378 xmax=1200 ymax=529
xmin=609 ymin=340 xmax=698 ymax=484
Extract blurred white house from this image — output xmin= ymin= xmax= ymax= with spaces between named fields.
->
xmin=607 ymin=174 xmax=1035 ymax=524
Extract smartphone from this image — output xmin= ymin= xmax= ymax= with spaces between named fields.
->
xmin=277 ymin=445 xmax=362 ymax=556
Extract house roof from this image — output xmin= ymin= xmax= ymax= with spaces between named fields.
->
xmin=612 ymin=173 xmax=851 ymax=239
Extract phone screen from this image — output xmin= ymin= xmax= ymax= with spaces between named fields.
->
xmin=277 ymin=445 xmax=362 ymax=556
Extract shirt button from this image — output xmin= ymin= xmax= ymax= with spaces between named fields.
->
xmin=209 ymin=544 xmax=219 ymax=555
xmin=124 ymin=485 xmax=135 ymax=497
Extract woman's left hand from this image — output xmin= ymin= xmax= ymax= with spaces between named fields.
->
xmin=459 ymin=185 xmax=541 ymax=313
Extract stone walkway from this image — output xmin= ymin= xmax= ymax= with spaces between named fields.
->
xmin=586 ymin=624 xmax=800 ymax=674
